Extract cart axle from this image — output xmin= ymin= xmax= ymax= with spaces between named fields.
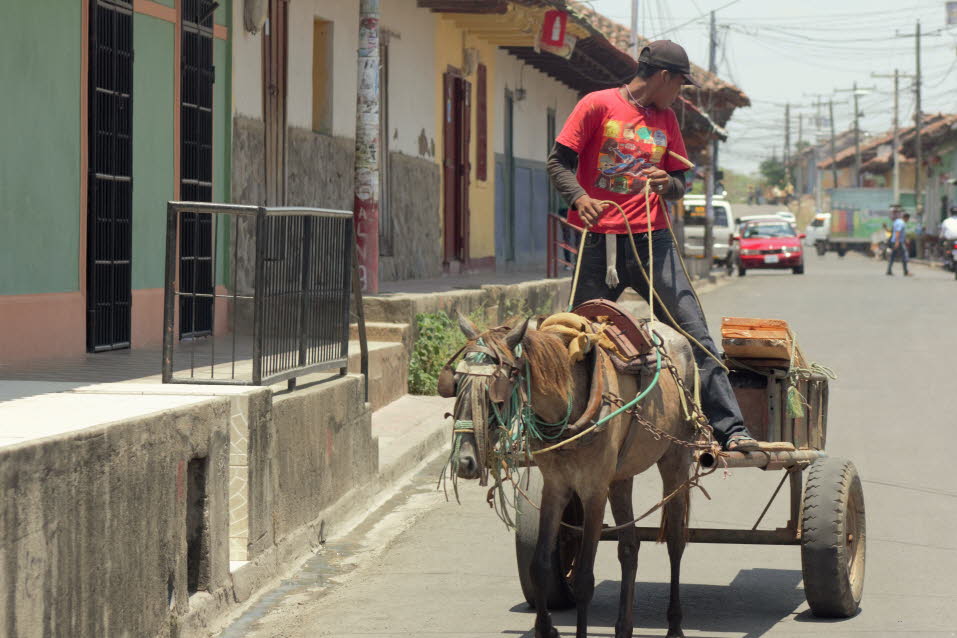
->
xmin=600 ymin=526 xmax=801 ymax=544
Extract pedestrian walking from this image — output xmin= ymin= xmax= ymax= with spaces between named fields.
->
xmin=546 ymin=39 xmax=761 ymax=452
xmin=886 ymin=211 xmax=911 ymax=276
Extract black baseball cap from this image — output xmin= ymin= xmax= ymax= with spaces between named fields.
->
xmin=638 ymin=40 xmax=700 ymax=87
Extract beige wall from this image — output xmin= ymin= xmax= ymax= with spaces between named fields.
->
xmin=232 ymin=0 xmax=263 ymax=120
xmin=492 ymin=48 xmax=579 ymax=162
xmin=233 ymin=0 xmax=437 ymax=153
xmin=381 ymin=0 xmax=438 ymax=158
xmin=286 ymin=0 xmax=357 ymax=135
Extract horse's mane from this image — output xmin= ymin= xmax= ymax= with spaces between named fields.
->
xmin=482 ymin=328 xmax=572 ymax=401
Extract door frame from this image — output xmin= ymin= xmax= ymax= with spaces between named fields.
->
xmin=503 ymin=88 xmax=515 ymax=263
xmin=442 ymin=65 xmax=470 ymax=267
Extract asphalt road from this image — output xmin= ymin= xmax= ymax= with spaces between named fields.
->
xmin=225 ymin=250 xmax=957 ymax=638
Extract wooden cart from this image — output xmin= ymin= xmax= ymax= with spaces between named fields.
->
xmin=514 ymin=363 xmax=866 ymax=619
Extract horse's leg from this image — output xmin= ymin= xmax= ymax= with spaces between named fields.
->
xmin=573 ymin=490 xmax=608 ymax=638
xmin=532 ymin=480 xmax=571 ymax=638
xmin=609 ymin=478 xmax=638 ymax=638
xmin=658 ymin=451 xmax=692 ymax=638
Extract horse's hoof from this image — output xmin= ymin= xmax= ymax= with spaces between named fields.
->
xmin=665 ymin=631 xmax=685 ymax=638
xmin=535 ymin=627 xmax=560 ymax=638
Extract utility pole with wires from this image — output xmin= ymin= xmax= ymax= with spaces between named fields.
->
xmin=828 ymin=99 xmax=838 ymax=189
xmin=784 ymin=103 xmax=791 ymax=184
xmin=704 ymin=8 xmax=717 ymax=266
xmin=873 ymin=69 xmax=916 ymax=205
xmin=630 ymin=0 xmax=639 ymax=58
xmin=835 ymin=82 xmax=875 ymax=188
xmin=895 ymin=19 xmax=937 ymax=224
xmin=915 ymin=20 xmax=923 ymax=221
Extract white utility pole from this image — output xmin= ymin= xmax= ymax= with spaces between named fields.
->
xmin=873 ymin=69 xmax=915 ymax=204
xmin=704 ymin=9 xmax=717 ymax=265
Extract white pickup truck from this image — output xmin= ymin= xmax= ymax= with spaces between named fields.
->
xmin=804 ymin=213 xmax=831 ymax=255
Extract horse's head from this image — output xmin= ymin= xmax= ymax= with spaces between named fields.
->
xmin=442 ymin=314 xmax=529 ymax=483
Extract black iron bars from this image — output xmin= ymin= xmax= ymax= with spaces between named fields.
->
xmin=163 ymin=202 xmax=359 ymax=388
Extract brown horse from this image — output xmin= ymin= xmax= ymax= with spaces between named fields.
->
xmin=452 ymin=314 xmax=701 ymax=638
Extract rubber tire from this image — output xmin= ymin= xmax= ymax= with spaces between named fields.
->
xmin=816 ymin=242 xmax=826 ymax=256
xmin=793 ymin=265 xmax=805 ymax=275
xmin=515 ymin=468 xmax=579 ymax=610
xmin=738 ymin=262 xmax=747 ymax=277
xmin=801 ymin=457 xmax=866 ymax=618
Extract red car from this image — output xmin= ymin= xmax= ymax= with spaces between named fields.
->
xmin=733 ymin=216 xmax=806 ymax=276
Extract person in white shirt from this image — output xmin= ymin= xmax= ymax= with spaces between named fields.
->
xmin=939 ymin=206 xmax=957 ymax=241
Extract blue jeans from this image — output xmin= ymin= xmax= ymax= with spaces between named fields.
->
xmin=887 ymin=242 xmax=909 ymax=274
xmin=571 ymin=230 xmax=749 ymax=443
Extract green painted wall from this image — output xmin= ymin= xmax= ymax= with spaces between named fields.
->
xmin=131 ymin=14 xmax=176 ymax=290
xmin=0 ymin=2 xmax=81 ymax=295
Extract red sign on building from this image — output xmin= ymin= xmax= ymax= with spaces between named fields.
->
xmin=540 ymin=10 xmax=567 ymax=48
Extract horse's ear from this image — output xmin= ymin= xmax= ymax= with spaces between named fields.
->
xmin=457 ymin=312 xmax=479 ymax=340
xmin=505 ymin=317 xmax=529 ymax=350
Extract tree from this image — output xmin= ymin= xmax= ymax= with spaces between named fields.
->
xmin=759 ymin=156 xmax=787 ymax=189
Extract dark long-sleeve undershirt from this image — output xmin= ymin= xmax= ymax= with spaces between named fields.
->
xmin=546 ymin=142 xmax=687 ymax=209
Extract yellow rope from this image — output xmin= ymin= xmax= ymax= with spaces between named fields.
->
xmin=591 ymin=198 xmax=730 ymax=373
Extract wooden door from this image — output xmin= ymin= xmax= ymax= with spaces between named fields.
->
xmin=442 ymin=70 xmax=470 ymax=265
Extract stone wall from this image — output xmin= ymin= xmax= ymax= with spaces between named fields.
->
xmin=286 ymin=126 xmax=356 ymax=209
xmin=231 ymin=120 xmax=443 ymax=287
xmin=380 ymin=153 xmax=442 ymax=282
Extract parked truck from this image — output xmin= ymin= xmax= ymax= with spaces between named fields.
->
xmin=819 ymin=188 xmax=899 ymax=257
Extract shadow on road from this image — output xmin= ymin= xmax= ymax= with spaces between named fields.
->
xmin=505 ymin=567 xmax=837 ymax=637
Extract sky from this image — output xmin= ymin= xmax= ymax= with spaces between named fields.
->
xmin=587 ymin=0 xmax=957 ymax=174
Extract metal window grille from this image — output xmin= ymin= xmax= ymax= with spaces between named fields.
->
xmin=163 ymin=202 xmax=361 ymax=388
xmin=179 ymin=0 xmax=216 ymax=338
xmin=87 ymin=0 xmax=134 ymax=352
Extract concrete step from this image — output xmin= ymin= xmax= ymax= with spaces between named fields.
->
xmin=371 ymin=394 xmax=453 ymax=486
xmin=347 ymin=341 xmax=408 ymax=412
xmin=349 ymin=321 xmax=412 ymax=351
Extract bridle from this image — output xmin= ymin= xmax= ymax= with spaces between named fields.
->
xmin=439 ymin=330 xmax=527 ymax=486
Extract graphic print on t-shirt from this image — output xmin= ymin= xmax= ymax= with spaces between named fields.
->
xmin=594 ymin=119 xmax=668 ymax=195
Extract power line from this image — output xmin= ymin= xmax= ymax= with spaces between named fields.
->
xmin=650 ymin=0 xmax=741 ymax=39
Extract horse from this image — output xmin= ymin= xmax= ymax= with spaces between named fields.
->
xmin=450 ymin=313 xmax=705 ymax=638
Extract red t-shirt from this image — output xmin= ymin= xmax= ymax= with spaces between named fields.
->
xmin=556 ymin=88 xmax=690 ymax=234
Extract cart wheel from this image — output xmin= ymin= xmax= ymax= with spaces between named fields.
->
xmin=515 ymin=468 xmax=580 ymax=610
xmin=801 ymin=457 xmax=866 ymax=618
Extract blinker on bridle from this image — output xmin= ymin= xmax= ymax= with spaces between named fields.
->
xmin=436 ymin=335 xmax=525 ymax=403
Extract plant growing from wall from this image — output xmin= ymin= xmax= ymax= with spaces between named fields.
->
xmin=408 ymin=309 xmax=488 ymax=395
xmin=407 ymin=291 xmax=561 ymax=396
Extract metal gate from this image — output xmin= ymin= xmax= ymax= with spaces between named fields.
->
xmin=87 ymin=0 xmax=134 ymax=352
xmin=179 ymin=0 xmax=217 ymax=338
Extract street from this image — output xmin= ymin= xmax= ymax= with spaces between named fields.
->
xmin=221 ymin=249 xmax=957 ymax=638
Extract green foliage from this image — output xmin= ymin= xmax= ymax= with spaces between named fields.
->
xmin=759 ymin=156 xmax=788 ymax=189
xmin=407 ymin=292 xmax=560 ymax=396
xmin=408 ymin=309 xmax=488 ymax=396
xmin=409 ymin=312 xmax=460 ymax=396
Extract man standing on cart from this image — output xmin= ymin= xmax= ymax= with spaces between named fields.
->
xmin=546 ymin=40 xmax=760 ymax=451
